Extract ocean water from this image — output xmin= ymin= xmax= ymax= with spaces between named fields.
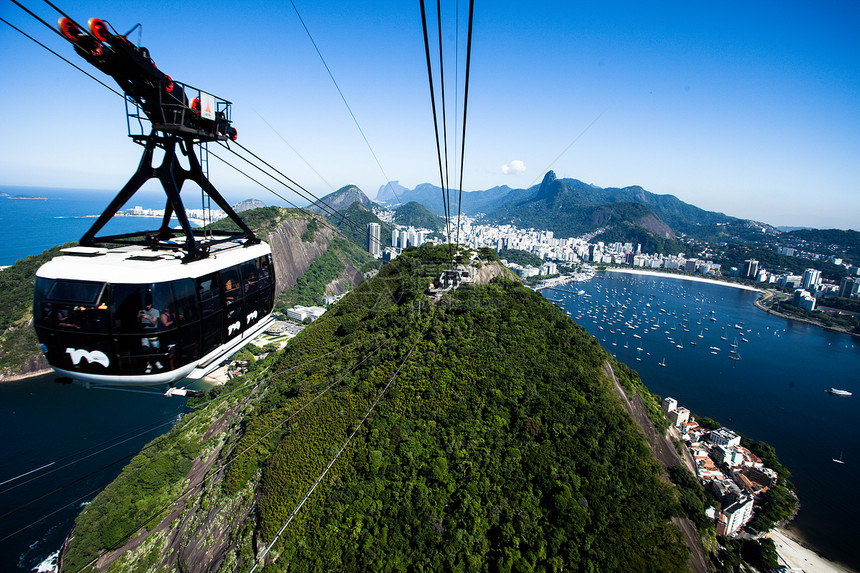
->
xmin=0 ymin=186 xmax=204 ymax=266
xmin=543 ymin=271 xmax=860 ymax=570
xmin=0 ymin=376 xmax=194 ymax=572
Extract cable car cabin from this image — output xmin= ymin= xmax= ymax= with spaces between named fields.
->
xmin=33 ymin=240 xmax=276 ymax=386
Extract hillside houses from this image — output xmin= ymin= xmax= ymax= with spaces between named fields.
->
xmin=663 ymin=397 xmax=780 ymax=536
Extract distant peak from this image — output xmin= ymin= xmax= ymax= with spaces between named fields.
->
xmin=536 ymin=171 xmax=562 ymax=200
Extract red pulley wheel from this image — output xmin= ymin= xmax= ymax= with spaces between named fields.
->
xmin=88 ymin=18 xmax=109 ymax=42
xmin=58 ymin=17 xmax=81 ymax=43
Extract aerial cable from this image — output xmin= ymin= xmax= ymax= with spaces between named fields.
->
xmin=214 ymin=142 xmax=390 ymax=251
xmin=188 ymin=340 xmax=365 ymax=411
xmin=454 ymin=0 xmax=460 ymax=221
xmin=419 ymin=0 xmax=453 ymax=248
xmin=1 ymin=341 xmax=371 ymax=547
xmin=6 ymin=4 xmax=388 ymax=252
xmin=9 ymin=0 xmax=69 ymax=42
xmin=436 ymin=0 xmax=453 ymax=236
xmin=214 ymin=144 xmax=388 ymax=251
xmin=0 ymin=451 xmax=137 ymax=524
xmin=0 ymin=485 xmax=105 ymax=545
xmin=455 ymin=0 xmax=474 ymax=245
xmin=39 ymin=0 xmax=77 ymax=25
xmin=529 ymin=109 xmax=606 ymax=188
xmin=215 ymin=143 xmax=351 ymax=230
xmin=254 ymin=109 xmax=339 ymax=195
xmin=287 ymin=0 xmax=403 ymax=206
xmin=208 ymin=147 xmax=386 ymax=252
xmin=0 ymin=15 xmax=124 ymax=99
xmin=228 ymin=140 xmax=351 ymax=226
xmin=0 ymin=413 xmax=179 ymax=494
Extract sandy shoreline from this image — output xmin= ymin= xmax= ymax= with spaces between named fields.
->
xmin=0 ymin=367 xmax=53 ymax=383
xmin=603 ymin=267 xmax=763 ymax=292
xmin=771 ymin=526 xmax=856 ymax=572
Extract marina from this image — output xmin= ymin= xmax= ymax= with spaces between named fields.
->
xmin=542 ymin=269 xmax=860 ymax=570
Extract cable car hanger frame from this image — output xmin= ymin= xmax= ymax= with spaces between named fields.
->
xmin=53 ymin=10 xmax=256 ymax=261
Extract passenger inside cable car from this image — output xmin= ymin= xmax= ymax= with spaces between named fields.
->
xmin=34 ymin=254 xmax=274 ymax=380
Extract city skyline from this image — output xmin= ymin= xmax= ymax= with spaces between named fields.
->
xmin=1 ymin=1 xmax=858 ymax=229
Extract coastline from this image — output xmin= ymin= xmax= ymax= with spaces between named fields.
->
xmin=0 ymin=367 xmax=53 ymax=383
xmin=754 ymin=292 xmax=860 ymax=339
xmin=602 ymin=267 xmax=762 ymax=292
xmin=771 ymin=526 xmax=856 ymax=573
xmin=602 ymin=267 xmax=860 ymax=338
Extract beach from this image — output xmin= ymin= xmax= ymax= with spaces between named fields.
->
xmin=603 ymin=267 xmax=763 ymax=292
xmin=771 ymin=527 xmax=856 ymax=573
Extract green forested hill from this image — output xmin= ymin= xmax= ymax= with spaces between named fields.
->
xmin=61 ymin=244 xmax=690 ymax=572
xmin=393 ymin=201 xmax=444 ymax=231
xmin=0 ymin=245 xmax=72 ymax=377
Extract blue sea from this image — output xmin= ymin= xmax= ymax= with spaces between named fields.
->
xmin=0 ymin=186 xmax=206 ymax=266
xmin=543 ymin=271 xmax=859 ymax=570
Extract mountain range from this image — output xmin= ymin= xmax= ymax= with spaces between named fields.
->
xmin=377 ymin=172 xmax=738 ymax=240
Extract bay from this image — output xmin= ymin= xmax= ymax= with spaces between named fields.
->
xmin=0 ymin=186 xmax=204 ymax=266
xmin=542 ymin=270 xmax=860 ymax=570
xmin=0 ymin=375 xmax=195 ymax=572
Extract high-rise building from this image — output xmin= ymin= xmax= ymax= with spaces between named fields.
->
xmin=793 ymin=289 xmax=816 ymax=311
xmin=367 ymin=222 xmax=381 ymax=257
xmin=839 ymin=276 xmax=860 ymax=299
xmin=742 ymin=259 xmax=759 ymax=279
xmin=801 ymin=268 xmax=821 ymax=290
xmin=391 ymin=228 xmax=399 ymax=248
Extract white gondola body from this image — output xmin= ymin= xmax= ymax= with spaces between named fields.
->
xmin=33 ymin=240 xmax=276 ymax=386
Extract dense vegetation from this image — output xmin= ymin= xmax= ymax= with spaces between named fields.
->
xmin=62 ymin=243 xmax=691 ymax=572
xmin=209 ymin=206 xmax=302 ymax=237
xmin=596 ymin=221 xmax=686 ymax=255
xmin=667 ymin=465 xmax=716 ymax=532
xmin=497 ymin=248 xmax=544 ymax=268
xmin=393 ymin=201 xmax=444 ymax=231
xmin=0 ymin=245 xmax=72 ymax=374
xmin=716 ymin=537 xmax=779 ymax=572
xmin=818 ymin=296 xmax=860 ymax=313
xmin=713 ymin=244 xmax=847 ymax=281
xmin=786 ymin=228 xmax=860 ymax=264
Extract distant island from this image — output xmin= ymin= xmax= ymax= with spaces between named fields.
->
xmin=0 ymin=192 xmax=47 ymax=200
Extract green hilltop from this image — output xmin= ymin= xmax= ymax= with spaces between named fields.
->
xmin=392 ymin=201 xmax=445 ymax=232
xmin=60 ymin=244 xmax=692 ymax=572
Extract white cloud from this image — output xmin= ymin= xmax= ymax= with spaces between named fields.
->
xmin=501 ymin=160 xmax=526 ymax=175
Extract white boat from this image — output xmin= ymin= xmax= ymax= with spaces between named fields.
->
xmin=659 ymin=358 xmax=666 ymax=367
xmin=833 ymin=451 xmax=845 ymax=464
xmin=827 ymin=388 xmax=853 ymax=397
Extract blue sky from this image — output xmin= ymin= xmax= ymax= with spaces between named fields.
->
xmin=1 ymin=0 xmax=858 ymax=229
